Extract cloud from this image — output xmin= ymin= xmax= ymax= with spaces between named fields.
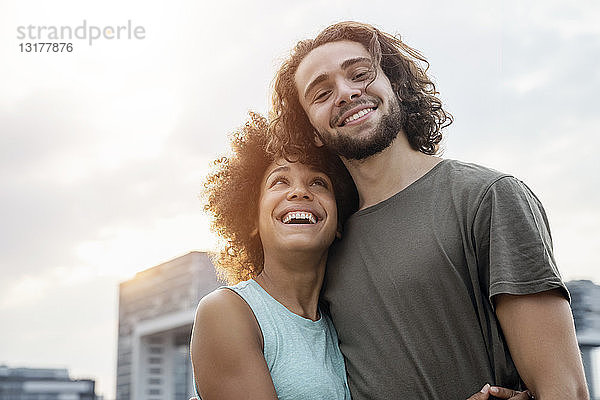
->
xmin=0 ymin=87 xmax=216 ymax=291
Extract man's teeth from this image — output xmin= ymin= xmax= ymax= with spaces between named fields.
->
xmin=343 ymin=108 xmax=373 ymax=125
xmin=282 ymin=212 xmax=317 ymax=224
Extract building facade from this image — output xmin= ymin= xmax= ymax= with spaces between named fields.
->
xmin=566 ymin=280 xmax=600 ymax=399
xmin=116 ymin=252 xmax=219 ymax=400
xmin=0 ymin=366 xmax=96 ymax=400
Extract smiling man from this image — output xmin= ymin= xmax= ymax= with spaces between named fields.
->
xmin=268 ymin=21 xmax=589 ymax=400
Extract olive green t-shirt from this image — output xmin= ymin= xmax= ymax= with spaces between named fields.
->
xmin=323 ymin=159 xmax=568 ymax=400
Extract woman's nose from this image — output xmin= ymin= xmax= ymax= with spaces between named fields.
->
xmin=286 ymin=183 xmax=313 ymax=200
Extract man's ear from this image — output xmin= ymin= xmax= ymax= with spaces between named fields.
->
xmin=250 ymin=227 xmax=259 ymax=238
xmin=335 ymin=223 xmax=342 ymax=240
xmin=313 ymin=131 xmax=325 ymax=147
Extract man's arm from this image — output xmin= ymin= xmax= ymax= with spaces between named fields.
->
xmin=495 ymin=289 xmax=589 ymax=399
xmin=190 ymin=289 xmax=278 ymax=400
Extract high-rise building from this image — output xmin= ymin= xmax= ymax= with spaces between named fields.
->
xmin=116 ymin=252 xmax=219 ymax=400
xmin=0 ymin=365 xmax=96 ymax=400
xmin=567 ymin=280 xmax=600 ymax=399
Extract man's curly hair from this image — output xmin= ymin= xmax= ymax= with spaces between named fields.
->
xmin=268 ymin=21 xmax=452 ymax=158
xmin=204 ymin=112 xmax=358 ymax=285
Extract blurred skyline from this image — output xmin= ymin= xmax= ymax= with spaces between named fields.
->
xmin=1 ymin=0 xmax=599 ymax=398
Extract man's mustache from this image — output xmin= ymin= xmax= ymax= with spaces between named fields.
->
xmin=330 ymin=97 xmax=380 ymax=127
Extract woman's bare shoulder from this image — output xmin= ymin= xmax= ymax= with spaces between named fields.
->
xmin=191 ymin=287 xmax=275 ymax=399
xmin=193 ymin=287 xmax=262 ymax=348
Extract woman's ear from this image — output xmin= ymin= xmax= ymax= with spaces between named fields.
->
xmin=335 ymin=223 xmax=342 ymax=240
xmin=250 ymin=227 xmax=259 ymax=238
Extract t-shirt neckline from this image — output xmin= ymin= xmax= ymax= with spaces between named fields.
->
xmin=353 ymin=158 xmax=450 ymax=217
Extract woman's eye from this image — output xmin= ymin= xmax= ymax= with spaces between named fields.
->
xmin=270 ymin=176 xmax=289 ymax=187
xmin=311 ymin=178 xmax=329 ymax=188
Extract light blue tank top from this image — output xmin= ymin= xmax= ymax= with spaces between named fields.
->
xmin=227 ymin=279 xmax=351 ymax=400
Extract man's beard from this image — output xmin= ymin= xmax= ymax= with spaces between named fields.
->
xmin=319 ymin=98 xmax=405 ymax=161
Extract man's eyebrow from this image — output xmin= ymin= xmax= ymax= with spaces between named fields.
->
xmin=340 ymin=56 xmax=372 ymax=70
xmin=303 ymin=57 xmax=373 ymax=100
xmin=304 ymin=73 xmax=328 ymax=100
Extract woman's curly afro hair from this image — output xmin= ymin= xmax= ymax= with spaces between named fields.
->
xmin=204 ymin=112 xmax=358 ymax=284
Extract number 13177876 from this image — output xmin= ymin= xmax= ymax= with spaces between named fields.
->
xmin=19 ymin=42 xmax=73 ymax=52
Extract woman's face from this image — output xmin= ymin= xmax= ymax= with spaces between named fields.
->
xmin=257 ymin=159 xmax=338 ymax=256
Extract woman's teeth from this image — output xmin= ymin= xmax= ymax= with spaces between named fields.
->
xmin=282 ymin=211 xmax=317 ymax=224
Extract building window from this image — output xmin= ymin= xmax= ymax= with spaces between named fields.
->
xmin=148 ymin=336 xmax=163 ymax=345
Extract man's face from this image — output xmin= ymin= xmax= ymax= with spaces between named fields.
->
xmin=294 ymin=40 xmax=404 ymax=160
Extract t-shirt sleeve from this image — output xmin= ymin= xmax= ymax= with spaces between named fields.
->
xmin=472 ymin=176 xmax=569 ymax=304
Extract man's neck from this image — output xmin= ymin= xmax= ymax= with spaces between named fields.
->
xmin=342 ymin=133 xmax=443 ymax=210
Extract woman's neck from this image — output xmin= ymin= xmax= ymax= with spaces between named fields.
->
xmin=255 ymin=249 xmax=328 ymax=321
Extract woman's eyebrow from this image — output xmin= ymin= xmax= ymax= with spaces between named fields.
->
xmin=266 ymin=165 xmax=290 ymax=180
xmin=307 ymin=166 xmax=326 ymax=174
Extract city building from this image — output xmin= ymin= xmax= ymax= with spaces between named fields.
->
xmin=567 ymin=280 xmax=600 ymax=399
xmin=0 ymin=365 xmax=96 ymax=400
xmin=116 ymin=251 xmax=219 ymax=400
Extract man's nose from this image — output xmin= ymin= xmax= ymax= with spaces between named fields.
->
xmin=335 ymin=81 xmax=362 ymax=107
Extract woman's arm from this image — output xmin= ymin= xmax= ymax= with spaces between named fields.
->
xmin=191 ymin=289 xmax=278 ymax=400
xmin=495 ymin=289 xmax=589 ymax=399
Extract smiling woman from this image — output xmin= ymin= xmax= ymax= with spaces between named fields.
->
xmin=201 ymin=112 xmax=357 ymax=284
xmin=191 ymin=112 xmax=357 ymax=399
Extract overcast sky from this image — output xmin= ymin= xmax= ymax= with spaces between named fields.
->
xmin=1 ymin=0 xmax=599 ymax=398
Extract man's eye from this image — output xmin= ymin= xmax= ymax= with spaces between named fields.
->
xmin=313 ymin=90 xmax=331 ymax=103
xmin=353 ymin=69 xmax=373 ymax=81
